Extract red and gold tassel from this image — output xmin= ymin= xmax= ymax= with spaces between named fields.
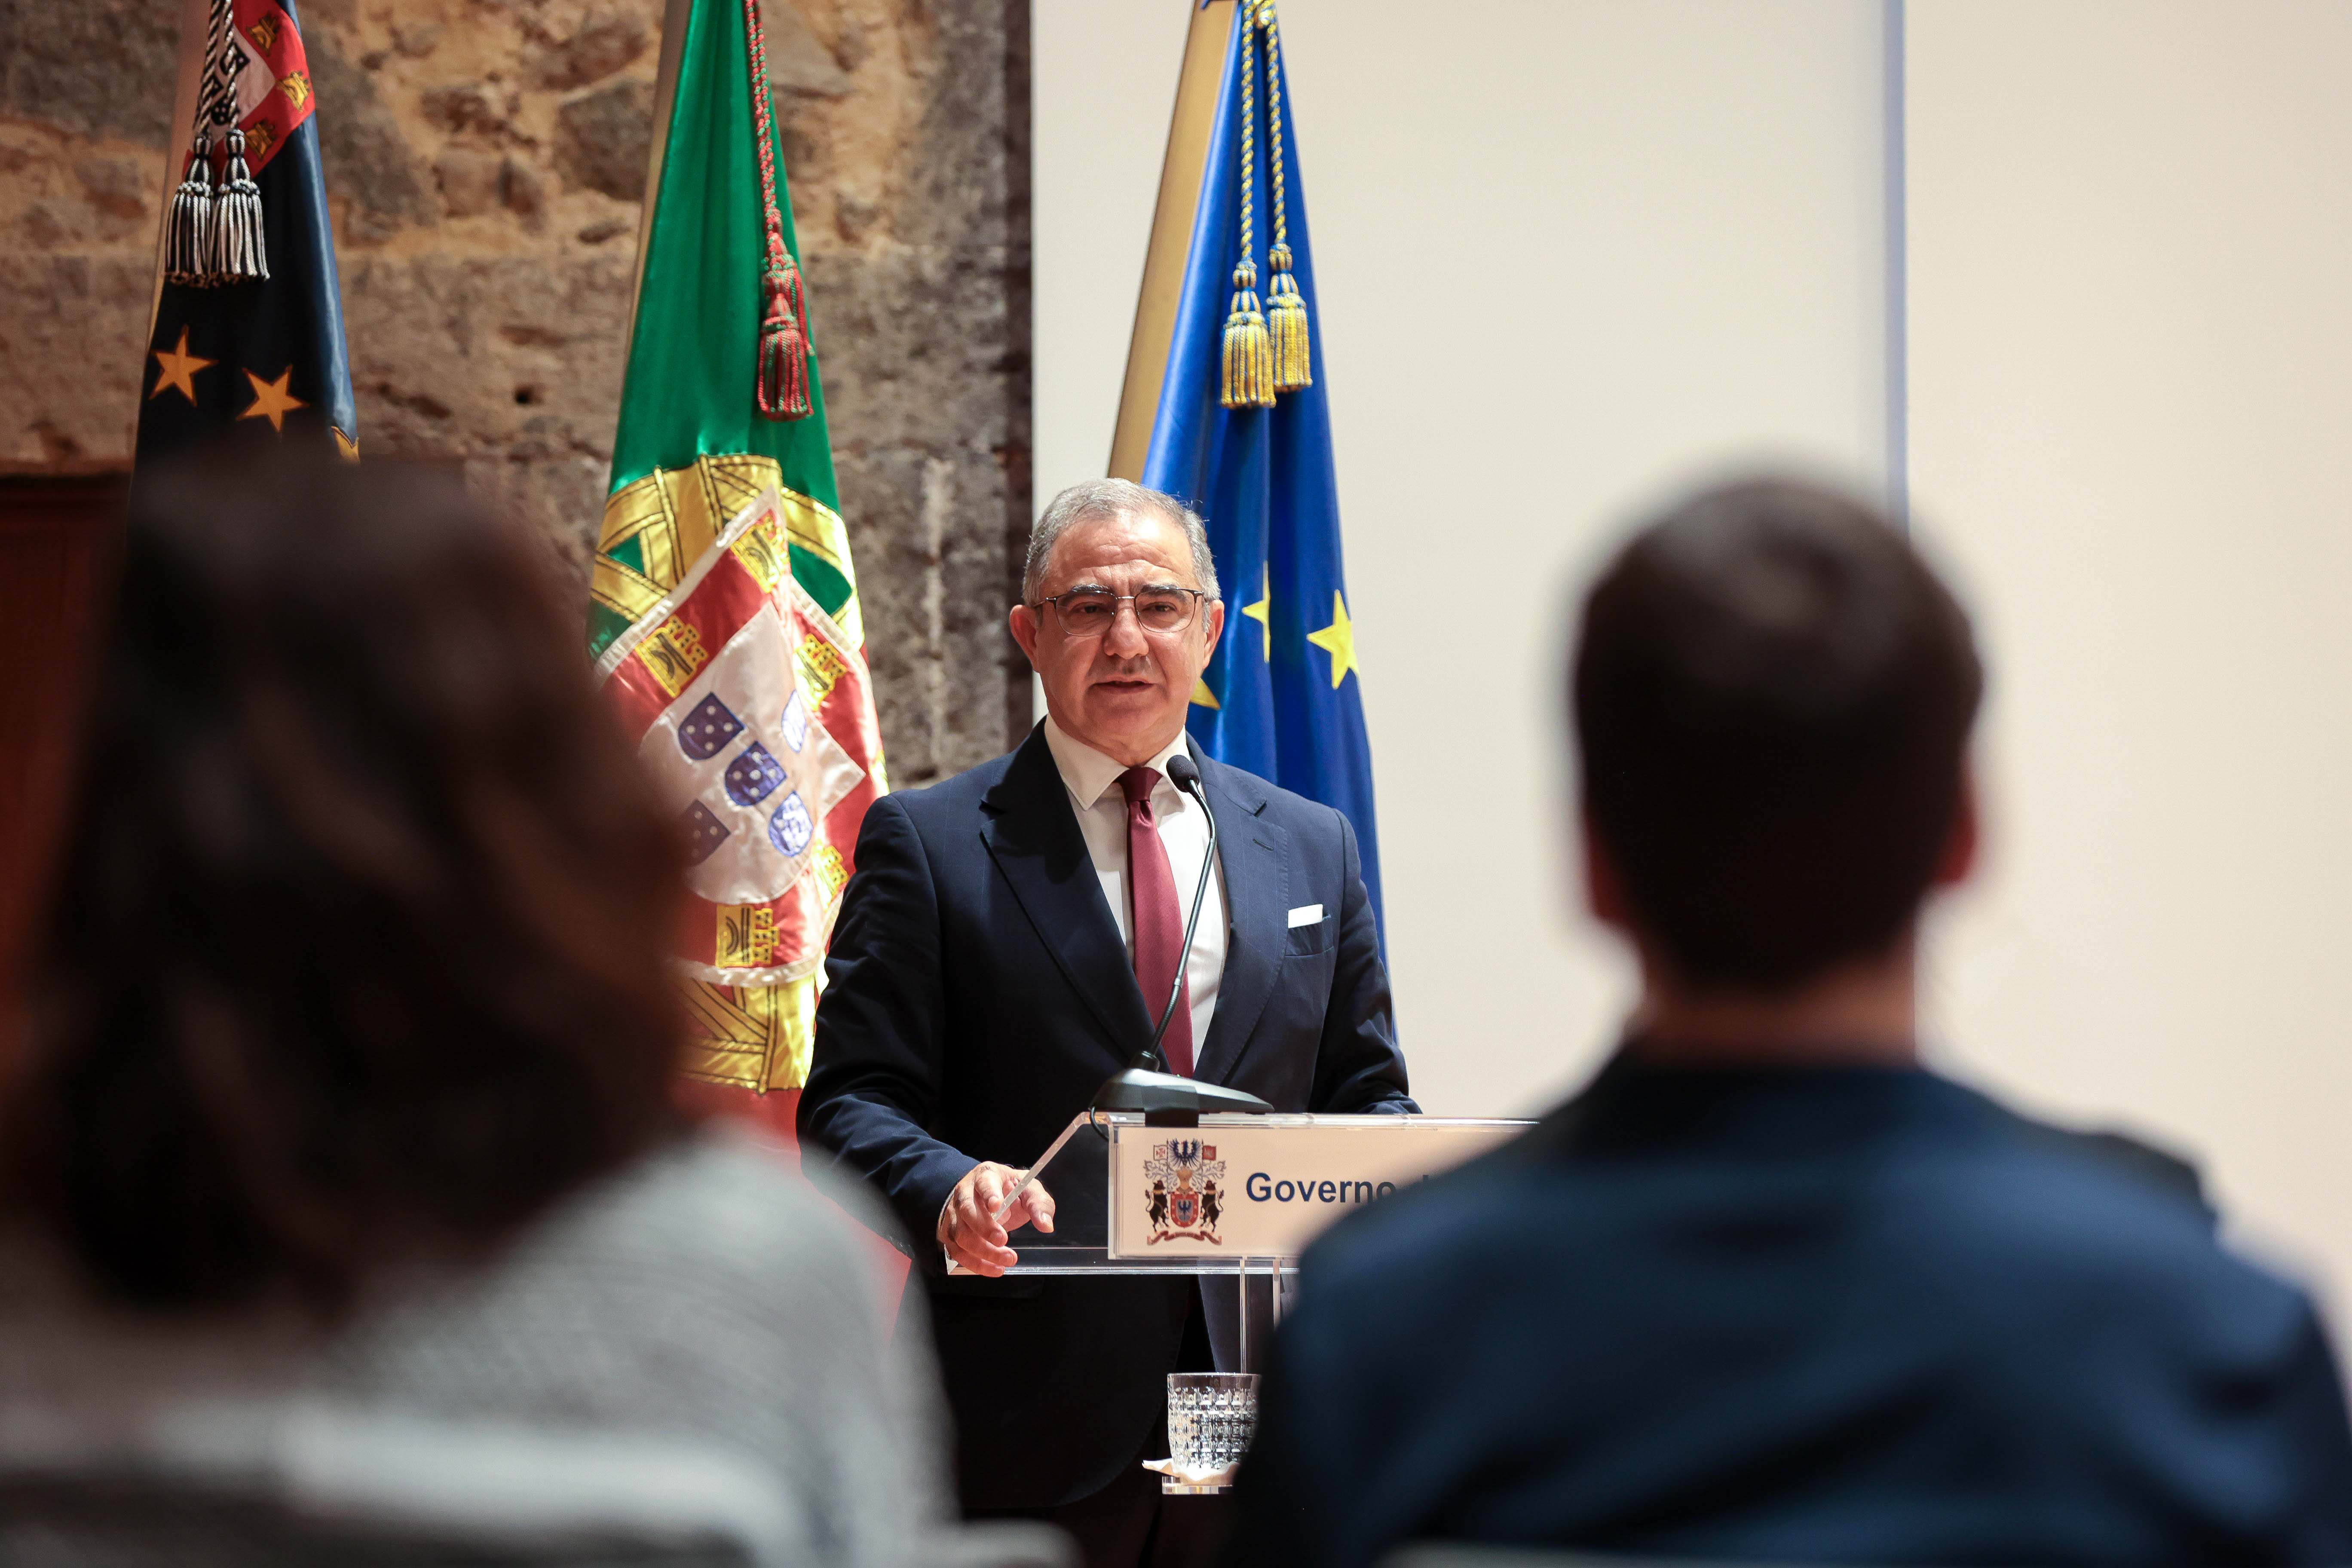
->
xmin=757 ymin=252 xmax=812 ymax=421
xmin=743 ymin=0 xmax=813 ymax=422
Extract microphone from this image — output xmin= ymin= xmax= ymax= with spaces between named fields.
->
xmin=1143 ymin=753 xmax=1218 ymax=1071
xmin=1089 ymin=749 xmax=1269 ymax=1120
xmin=989 ymin=749 xmax=1266 ymax=1232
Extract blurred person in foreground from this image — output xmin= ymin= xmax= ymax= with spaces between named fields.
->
xmin=1224 ymin=479 xmax=2352 ymax=1567
xmin=0 ymin=450 xmax=946 ymax=1567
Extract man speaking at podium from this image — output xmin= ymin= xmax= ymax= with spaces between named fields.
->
xmin=800 ymin=479 xmax=1415 ymax=1562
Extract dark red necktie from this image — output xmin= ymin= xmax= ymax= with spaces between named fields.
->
xmin=1119 ymin=765 xmax=1193 ymax=1076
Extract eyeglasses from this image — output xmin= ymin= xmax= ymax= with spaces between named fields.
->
xmin=1032 ymin=585 xmax=1211 ymax=638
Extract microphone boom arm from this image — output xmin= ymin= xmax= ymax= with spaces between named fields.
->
xmin=983 ymin=755 xmax=1272 ymax=1237
xmin=1143 ymin=756 xmax=1220 ymax=1072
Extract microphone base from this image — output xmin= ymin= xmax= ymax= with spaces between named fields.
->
xmin=1090 ymin=1065 xmax=1274 ymax=1118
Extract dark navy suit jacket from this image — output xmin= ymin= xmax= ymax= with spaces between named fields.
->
xmin=1227 ymin=1053 xmax=2352 ymax=1568
xmin=798 ymin=724 xmax=1415 ymax=1510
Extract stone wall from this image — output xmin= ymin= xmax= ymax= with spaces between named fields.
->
xmin=0 ymin=0 xmax=1032 ymax=785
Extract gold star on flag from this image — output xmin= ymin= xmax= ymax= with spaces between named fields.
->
xmin=1305 ymin=591 xmax=1358 ymax=689
xmin=332 ymin=426 xmax=360 ymax=461
xmin=238 ymin=366 xmax=308 ymax=434
xmin=148 ymin=327 xmax=214 ymax=404
xmin=1241 ymin=562 xmax=1271 ymax=661
xmin=1190 ymin=677 xmax=1220 ymax=710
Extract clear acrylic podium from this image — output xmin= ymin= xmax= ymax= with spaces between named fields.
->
xmin=965 ymin=1109 xmax=1531 ymax=1494
xmin=967 ymin=1110 xmax=1532 ymax=1372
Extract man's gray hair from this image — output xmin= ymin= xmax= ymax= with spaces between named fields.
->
xmin=1022 ymin=479 xmax=1220 ymax=604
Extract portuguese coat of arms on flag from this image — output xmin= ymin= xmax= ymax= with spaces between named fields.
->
xmin=591 ymin=0 xmax=883 ymax=1098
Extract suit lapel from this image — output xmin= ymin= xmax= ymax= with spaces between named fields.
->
xmin=979 ymin=726 xmax=1154 ymax=1055
xmin=1194 ymin=757 xmax=1286 ymax=1087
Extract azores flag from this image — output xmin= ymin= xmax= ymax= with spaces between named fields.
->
xmin=1141 ymin=0 xmax=1384 ymax=924
xmin=588 ymin=0 xmax=885 ymax=1102
xmin=136 ymin=0 xmax=355 ymax=466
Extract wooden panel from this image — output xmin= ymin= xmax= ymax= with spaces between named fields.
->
xmin=0 ymin=476 xmax=123 ymax=979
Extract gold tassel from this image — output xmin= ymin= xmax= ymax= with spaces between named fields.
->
xmin=1222 ymin=260 xmax=1274 ymax=410
xmin=1266 ymin=243 xmax=1310 ymax=392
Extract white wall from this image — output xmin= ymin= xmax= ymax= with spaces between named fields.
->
xmin=1908 ymin=1 xmax=2352 ymax=1303
xmin=1031 ymin=4 xmax=1192 ymax=513
xmin=1035 ymin=0 xmax=1892 ymax=1118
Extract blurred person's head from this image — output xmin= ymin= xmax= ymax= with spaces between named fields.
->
xmin=7 ymin=448 xmax=686 ymax=1311
xmin=1572 ymin=477 xmax=1982 ymax=1057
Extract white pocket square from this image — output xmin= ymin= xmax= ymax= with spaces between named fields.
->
xmin=1286 ymin=903 xmax=1325 ymax=929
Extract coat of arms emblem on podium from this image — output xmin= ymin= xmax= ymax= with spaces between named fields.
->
xmin=1143 ymin=1140 xmax=1227 ymax=1245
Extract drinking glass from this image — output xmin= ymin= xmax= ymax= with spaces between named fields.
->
xmin=1166 ymin=1372 xmax=1259 ymax=1473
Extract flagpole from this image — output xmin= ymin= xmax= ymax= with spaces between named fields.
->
xmin=622 ymin=0 xmax=699 ymax=366
xmin=1108 ymin=0 xmax=1236 ymax=482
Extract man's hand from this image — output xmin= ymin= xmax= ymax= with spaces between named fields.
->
xmin=938 ymin=1162 xmax=1057 ymax=1277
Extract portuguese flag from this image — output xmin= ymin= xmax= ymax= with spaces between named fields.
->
xmin=590 ymin=0 xmax=884 ymax=1105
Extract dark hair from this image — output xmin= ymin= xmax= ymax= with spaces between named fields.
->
xmin=1572 ymin=478 xmax=1982 ymax=992
xmin=8 ymin=449 xmax=687 ymax=1310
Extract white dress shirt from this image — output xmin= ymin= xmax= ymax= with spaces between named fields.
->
xmin=1041 ymin=716 xmax=1228 ymax=1053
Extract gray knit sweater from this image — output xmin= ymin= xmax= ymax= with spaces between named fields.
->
xmin=0 ymin=1124 xmax=949 ymax=1566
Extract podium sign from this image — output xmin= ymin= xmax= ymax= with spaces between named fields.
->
xmin=1106 ymin=1118 xmax=1521 ymax=1259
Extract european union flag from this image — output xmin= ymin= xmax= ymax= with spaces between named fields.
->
xmin=135 ymin=0 xmax=355 ymax=469
xmin=1143 ymin=0 xmax=1384 ymax=925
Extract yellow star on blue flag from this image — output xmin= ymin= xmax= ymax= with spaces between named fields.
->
xmin=1304 ymin=591 xmax=1356 ymax=688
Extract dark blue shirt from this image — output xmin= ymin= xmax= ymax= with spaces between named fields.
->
xmin=1226 ymin=1054 xmax=2352 ymax=1566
